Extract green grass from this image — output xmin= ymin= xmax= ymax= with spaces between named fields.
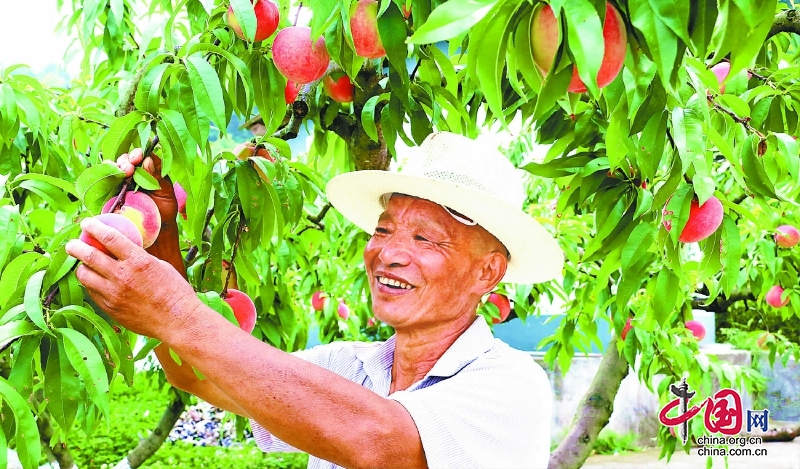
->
xmin=69 ymin=375 xmax=308 ymax=469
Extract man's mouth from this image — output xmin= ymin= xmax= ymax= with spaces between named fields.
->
xmin=376 ymin=276 xmax=415 ymax=290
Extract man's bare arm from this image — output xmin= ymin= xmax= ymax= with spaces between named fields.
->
xmin=162 ymin=303 xmax=427 ymax=469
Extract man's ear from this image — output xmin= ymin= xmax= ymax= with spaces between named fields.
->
xmin=476 ymin=251 xmax=508 ymax=294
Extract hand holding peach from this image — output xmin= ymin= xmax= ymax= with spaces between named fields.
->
xmin=66 ymin=217 xmax=201 ymax=339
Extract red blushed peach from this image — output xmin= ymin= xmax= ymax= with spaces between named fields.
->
xmin=311 ymin=291 xmax=328 ymax=311
xmin=766 ymin=285 xmax=789 ymax=308
xmin=531 ymin=2 xmax=627 ymax=93
xmin=234 ymin=142 xmax=276 ymax=183
xmin=674 ymin=196 xmax=724 ymax=243
xmin=350 ymin=0 xmax=386 ymax=59
xmin=285 ymin=81 xmax=303 ymax=104
xmin=272 ymin=26 xmax=330 ymax=84
xmin=775 ymin=225 xmax=800 ymax=248
xmin=102 ymin=191 xmax=162 ymax=248
xmin=223 ymin=288 xmax=257 ymax=333
xmin=487 ymin=293 xmax=511 ymax=324
xmin=710 ymin=62 xmax=752 ymax=94
xmin=338 ymin=301 xmax=350 ymax=320
xmin=685 ymin=320 xmax=706 ymax=341
xmin=226 ymin=0 xmax=280 ymax=42
xmin=174 ymin=182 xmax=187 ymax=220
xmin=79 ymin=213 xmax=143 ymax=258
xmin=323 ymin=75 xmax=354 ymax=103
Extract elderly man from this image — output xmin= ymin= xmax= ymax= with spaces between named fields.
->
xmin=65 ymin=132 xmax=564 ymax=469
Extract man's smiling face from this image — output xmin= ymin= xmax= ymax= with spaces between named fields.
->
xmin=363 ymin=194 xmax=508 ymax=329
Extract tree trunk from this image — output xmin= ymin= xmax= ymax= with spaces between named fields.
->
xmin=34 ymin=393 xmax=76 ymax=469
xmin=548 ymin=337 xmax=630 ymax=469
xmin=351 ymin=67 xmax=390 ymax=171
xmin=114 ymin=390 xmax=186 ymax=469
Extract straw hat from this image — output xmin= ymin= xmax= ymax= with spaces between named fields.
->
xmin=325 ymin=132 xmax=564 ymax=284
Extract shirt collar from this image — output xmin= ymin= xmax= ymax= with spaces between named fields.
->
xmin=354 ymin=316 xmax=494 ymax=379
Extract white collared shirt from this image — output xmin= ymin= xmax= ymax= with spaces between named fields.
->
xmin=249 ymin=317 xmax=552 ymax=469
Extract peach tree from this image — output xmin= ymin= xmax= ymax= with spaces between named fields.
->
xmin=1 ymin=0 xmax=800 ymax=468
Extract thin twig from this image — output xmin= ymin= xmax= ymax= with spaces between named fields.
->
xmin=294 ymin=2 xmax=303 ymax=26
xmin=409 ymin=59 xmax=421 ymax=80
xmin=748 ymin=69 xmax=776 ymax=89
xmin=76 ymin=115 xmax=110 ymax=129
xmin=184 ymin=208 xmax=215 ymax=263
xmin=707 ymin=96 xmax=766 ymax=138
xmin=221 ymin=216 xmax=245 ymax=299
xmin=308 ymin=203 xmax=331 ymax=224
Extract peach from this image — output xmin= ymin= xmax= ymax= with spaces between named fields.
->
xmin=223 ymin=288 xmax=257 ymax=333
xmin=367 ymin=317 xmax=377 ymax=327
xmin=766 ymin=285 xmax=789 ymax=308
xmin=756 ymin=332 xmax=773 ymax=350
xmin=531 ymin=2 xmax=627 ymax=93
xmin=311 ymin=291 xmax=328 ymax=311
xmin=621 ymin=317 xmax=633 ymax=341
xmin=338 ymin=301 xmax=350 ymax=320
xmin=285 ymin=81 xmax=303 ymax=104
xmin=174 ymin=182 xmax=187 ymax=220
xmin=234 ymin=142 xmax=276 ymax=182
xmin=79 ymin=213 xmax=143 ymax=258
xmin=227 ymin=0 xmax=280 ymax=42
xmin=272 ymin=26 xmax=330 ymax=84
xmin=685 ymin=320 xmax=706 ymax=341
xmin=350 ymin=0 xmax=386 ymax=59
xmin=323 ymin=75 xmax=355 ymax=103
xmin=487 ymin=293 xmax=511 ymax=324
xmin=674 ymin=196 xmax=723 ymax=243
xmin=102 ymin=191 xmax=162 ymax=248
xmin=710 ymin=62 xmax=752 ymax=93
xmin=775 ymin=225 xmax=800 ymax=248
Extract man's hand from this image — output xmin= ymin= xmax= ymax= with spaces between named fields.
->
xmin=65 ymin=218 xmax=199 ymax=340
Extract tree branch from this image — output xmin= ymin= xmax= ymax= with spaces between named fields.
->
xmin=116 ymin=390 xmax=186 ymax=469
xmin=691 ymin=291 xmax=753 ymax=314
xmin=767 ymin=9 xmax=800 ymax=40
xmin=327 ymin=113 xmax=357 ymax=141
xmin=308 ymin=203 xmax=331 ymax=224
xmin=707 ymin=96 xmax=765 ymax=138
xmin=548 ymin=337 xmax=629 ymax=469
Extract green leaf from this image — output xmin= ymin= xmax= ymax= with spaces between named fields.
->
xmin=185 ymin=56 xmax=227 ymax=131
xmin=740 ymin=134 xmax=778 ymax=199
xmin=175 ymin=71 xmax=210 ymax=148
xmin=75 ymin=163 xmax=125 ymax=214
xmin=134 ymin=62 xmax=170 ymax=116
xmin=133 ymin=167 xmax=161 ymax=191
xmin=472 ymin=0 xmax=520 ymax=126
xmin=665 ymin=184 xmax=694 ymax=245
xmin=0 ymin=82 xmax=19 ymax=147
xmin=44 ymin=338 xmax=81 ymax=438
xmin=648 ymin=0 xmax=690 ymax=44
xmin=0 ymin=320 xmax=35 ymax=346
xmin=606 ymin=100 xmax=630 ymax=170
xmin=58 ymin=327 xmax=110 ymax=421
xmin=0 ymin=378 xmax=41 ymax=469
xmin=720 ymin=215 xmax=741 ymax=297
xmin=158 ymin=109 xmax=197 ymax=174
xmin=629 ymin=1 xmax=679 ymax=89
xmin=671 ymin=107 xmax=704 ymax=172
xmin=652 ymin=269 xmax=680 ymax=325
xmin=622 ymin=223 xmax=656 ymax=272
xmin=101 ymin=111 xmax=145 ymax=160
xmin=23 ymin=270 xmax=48 ymax=332
xmin=409 ymin=0 xmax=498 ymax=43
xmin=0 ymin=205 xmax=20 ymax=271
xmin=229 ymin=0 xmax=258 ymax=41
xmin=249 ymin=54 xmax=286 ymax=137
xmin=378 ymin=3 xmax=410 ymax=86
xmin=556 ymin=0 xmax=605 ymax=96
xmin=13 ymin=173 xmax=78 ymax=199
xmin=361 ymin=95 xmax=384 ymax=142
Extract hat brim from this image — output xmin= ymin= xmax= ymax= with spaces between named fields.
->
xmin=326 ymin=171 xmax=564 ymax=285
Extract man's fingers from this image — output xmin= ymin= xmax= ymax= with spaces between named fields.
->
xmin=74 ymin=263 xmax=113 ymax=294
xmin=65 ymin=236 xmax=115 ymax=277
xmin=128 ymin=148 xmax=144 ymax=165
xmin=78 ymin=218 xmax=142 ymax=263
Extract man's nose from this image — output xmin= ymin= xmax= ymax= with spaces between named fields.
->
xmin=377 ymin=233 xmax=412 ymax=267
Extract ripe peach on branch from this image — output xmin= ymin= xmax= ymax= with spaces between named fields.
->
xmin=102 ymin=191 xmax=162 ymax=248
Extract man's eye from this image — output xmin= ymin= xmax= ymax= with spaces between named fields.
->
xmin=375 ymin=227 xmax=389 ymax=234
xmin=414 ymin=235 xmax=429 ymax=242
